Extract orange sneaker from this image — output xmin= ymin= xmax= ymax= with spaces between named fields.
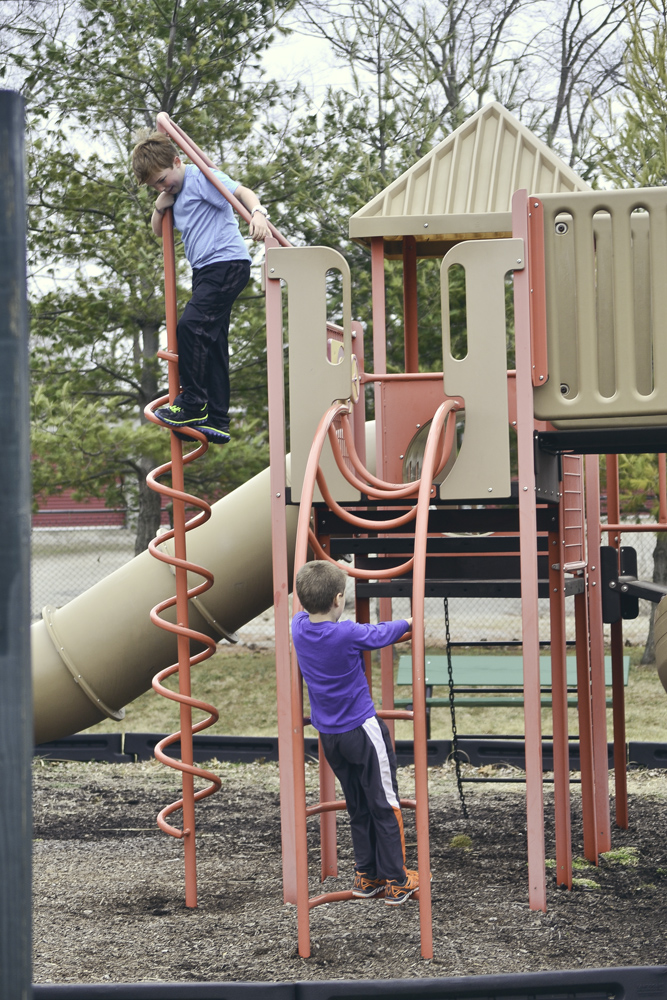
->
xmin=384 ymin=868 xmax=420 ymax=905
xmin=352 ymin=871 xmax=386 ymax=898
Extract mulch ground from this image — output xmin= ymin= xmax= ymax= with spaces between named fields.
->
xmin=32 ymin=759 xmax=667 ymax=984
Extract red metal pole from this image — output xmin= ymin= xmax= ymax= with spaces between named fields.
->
xmin=372 ymin=237 xmax=387 ymax=480
xmin=605 ymin=453 xmax=628 ymax=828
xmin=549 ymin=514 xmax=572 ymax=889
xmin=265 ymin=240 xmax=298 ymax=903
xmin=403 ymin=235 xmax=419 ymax=373
xmin=512 ymin=189 xmax=546 ymax=911
xmin=319 ymin=753 xmax=338 ymax=880
xmin=161 ymin=209 xmax=198 ymax=906
xmin=574 ymin=588 xmax=598 ymax=863
xmin=585 ymin=454 xmax=611 ymax=854
xmin=379 ymin=597 xmax=396 ymax=744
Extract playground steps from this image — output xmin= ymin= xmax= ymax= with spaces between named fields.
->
xmin=319 ymin=500 xmax=580 ymax=600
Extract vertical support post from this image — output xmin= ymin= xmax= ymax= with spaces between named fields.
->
xmin=549 ymin=515 xmax=572 ymax=888
xmin=351 ymin=320 xmax=367 ymax=469
xmin=291 ymin=641 xmax=311 ymax=957
xmin=0 ymin=89 xmax=32 ymax=1000
xmin=659 ymin=453 xmax=667 ymax=524
xmin=585 ymin=454 xmax=611 ymax=854
xmin=317 ymin=534 xmax=337 ymax=877
xmin=605 ymin=453 xmax=628 ymax=828
xmin=403 ymin=235 xmax=419 ymax=373
xmin=161 ymin=210 xmax=197 ymax=906
xmin=574 ymin=588 xmax=598 ymax=864
xmin=379 ymin=597 xmax=396 ymax=743
xmin=371 ymin=237 xmax=387 ymax=477
xmin=512 ymin=189 xmax=546 ymax=911
xmin=356 ymin=595 xmax=372 ymax=689
xmin=319 ymin=753 xmax=337 ymax=879
xmin=265 ymin=240 xmax=298 ymax=902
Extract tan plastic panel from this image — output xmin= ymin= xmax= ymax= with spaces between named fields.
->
xmin=439 ymin=238 xmax=521 ymax=500
xmin=534 ymin=187 xmax=667 ymax=427
xmin=267 ymin=245 xmax=360 ymax=503
xmin=350 ymin=102 xmax=589 ymax=248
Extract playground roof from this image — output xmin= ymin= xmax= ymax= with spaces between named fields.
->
xmin=349 ymin=102 xmax=590 ymax=257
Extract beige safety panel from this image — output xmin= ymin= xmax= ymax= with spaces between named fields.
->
xmin=266 ymin=246 xmax=361 ymax=503
xmin=534 ymin=187 xmax=667 ymax=428
xmin=439 ymin=238 xmax=521 ymax=500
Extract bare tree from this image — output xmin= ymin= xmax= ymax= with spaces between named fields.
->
xmin=519 ymin=0 xmax=631 ymax=170
xmin=293 ymin=0 xmax=634 ymax=171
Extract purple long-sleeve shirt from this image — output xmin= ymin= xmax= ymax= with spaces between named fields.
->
xmin=291 ymin=612 xmax=409 ymax=733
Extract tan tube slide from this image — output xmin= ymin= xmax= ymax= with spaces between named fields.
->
xmin=654 ymin=595 xmax=667 ymax=695
xmin=32 ymin=465 xmax=298 ymax=744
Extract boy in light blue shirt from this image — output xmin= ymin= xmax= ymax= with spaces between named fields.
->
xmin=132 ymin=132 xmax=270 ymax=444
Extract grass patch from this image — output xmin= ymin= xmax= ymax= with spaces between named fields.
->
xmin=600 ymin=846 xmax=639 ymax=867
xmin=572 ymin=877 xmax=600 ymax=891
xmin=84 ymin=642 xmax=667 ymax=742
xmin=85 ymin=647 xmax=280 ymax=738
xmin=449 ymin=834 xmax=473 ymax=851
xmin=546 ymin=856 xmax=593 ymax=871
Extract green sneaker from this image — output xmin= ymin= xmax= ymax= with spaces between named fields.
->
xmin=195 ymin=423 xmax=230 ymax=444
xmin=155 ymin=401 xmax=208 ymax=427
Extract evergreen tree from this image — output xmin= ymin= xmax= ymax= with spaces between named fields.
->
xmin=17 ymin=0 xmax=292 ymax=552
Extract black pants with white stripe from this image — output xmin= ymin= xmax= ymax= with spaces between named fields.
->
xmin=320 ymin=715 xmax=406 ymax=881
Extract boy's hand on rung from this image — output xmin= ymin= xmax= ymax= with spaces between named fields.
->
xmin=155 ymin=191 xmax=175 ymax=213
xmin=248 ymin=214 xmax=270 ymax=241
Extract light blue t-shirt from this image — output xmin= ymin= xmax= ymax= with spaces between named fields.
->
xmin=172 ymin=164 xmax=251 ymax=269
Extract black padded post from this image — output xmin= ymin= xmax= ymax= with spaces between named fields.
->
xmin=0 ymin=89 xmax=32 ymax=999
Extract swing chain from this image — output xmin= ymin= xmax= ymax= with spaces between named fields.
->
xmin=445 ymin=597 xmax=468 ymax=818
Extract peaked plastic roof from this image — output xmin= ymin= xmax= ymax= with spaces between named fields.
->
xmin=349 ymin=101 xmax=590 ymax=255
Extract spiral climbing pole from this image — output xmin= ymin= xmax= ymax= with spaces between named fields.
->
xmin=143 ymin=200 xmax=222 ymax=908
xmin=142 ymin=115 xmax=292 ymax=908
xmin=289 ymin=398 xmax=459 ymax=959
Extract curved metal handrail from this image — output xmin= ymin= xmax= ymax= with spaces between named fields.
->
xmin=290 ymin=400 xmax=450 ymax=942
xmin=331 ymin=406 xmax=457 ymax=495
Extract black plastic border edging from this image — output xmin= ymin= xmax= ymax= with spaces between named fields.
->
xmin=35 ymin=734 xmax=667 ymax=770
xmin=32 ymin=985 xmax=291 ymax=999
xmin=30 ymin=965 xmax=667 ymax=1000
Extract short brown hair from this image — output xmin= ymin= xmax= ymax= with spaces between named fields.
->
xmin=295 ymin=561 xmax=347 ymax=614
xmin=131 ymin=131 xmax=178 ymax=184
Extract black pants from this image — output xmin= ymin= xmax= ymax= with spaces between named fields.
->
xmin=175 ymin=259 xmax=250 ymax=431
xmin=320 ymin=716 xmax=406 ymax=881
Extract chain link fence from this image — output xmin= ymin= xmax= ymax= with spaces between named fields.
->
xmin=31 ymin=523 xmax=657 ymax=648
xmin=31 ymin=527 xmax=136 ymax=622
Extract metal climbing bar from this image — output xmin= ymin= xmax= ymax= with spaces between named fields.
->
xmin=287 ymin=400 xmax=458 ymax=959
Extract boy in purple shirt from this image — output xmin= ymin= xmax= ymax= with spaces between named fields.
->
xmin=292 ymin=560 xmax=421 ymax=905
